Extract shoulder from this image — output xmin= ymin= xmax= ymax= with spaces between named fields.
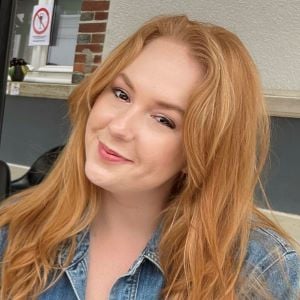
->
xmin=246 ymin=226 xmax=299 ymax=264
xmin=239 ymin=226 xmax=300 ymax=299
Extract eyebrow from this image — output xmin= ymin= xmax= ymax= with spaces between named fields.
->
xmin=117 ymin=72 xmax=185 ymax=115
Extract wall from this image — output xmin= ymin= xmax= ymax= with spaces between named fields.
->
xmin=72 ymin=0 xmax=110 ymax=83
xmin=103 ymin=0 xmax=300 ymax=91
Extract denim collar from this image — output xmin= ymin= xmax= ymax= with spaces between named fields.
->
xmin=58 ymin=229 xmax=90 ymax=269
xmin=138 ymin=222 xmax=163 ymax=274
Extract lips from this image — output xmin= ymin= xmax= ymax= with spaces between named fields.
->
xmin=98 ymin=142 xmax=132 ymax=162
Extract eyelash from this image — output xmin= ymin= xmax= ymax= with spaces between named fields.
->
xmin=111 ymin=87 xmax=176 ymax=129
xmin=112 ymin=88 xmax=129 ymax=102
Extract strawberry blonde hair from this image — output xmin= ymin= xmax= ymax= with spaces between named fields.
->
xmin=0 ymin=15 xmax=297 ymax=299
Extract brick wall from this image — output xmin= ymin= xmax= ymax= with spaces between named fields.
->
xmin=72 ymin=0 xmax=110 ymax=84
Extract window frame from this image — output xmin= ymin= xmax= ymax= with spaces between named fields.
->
xmin=21 ymin=0 xmax=79 ymax=84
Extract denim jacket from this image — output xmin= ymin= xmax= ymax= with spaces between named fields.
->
xmin=0 ymin=225 xmax=299 ymax=299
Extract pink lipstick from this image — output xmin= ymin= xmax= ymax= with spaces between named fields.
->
xmin=98 ymin=142 xmax=132 ymax=163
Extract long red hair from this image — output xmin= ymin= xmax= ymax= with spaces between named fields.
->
xmin=0 ymin=15 xmax=298 ymax=299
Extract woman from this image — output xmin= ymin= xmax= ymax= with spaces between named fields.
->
xmin=0 ymin=15 xmax=299 ymax=299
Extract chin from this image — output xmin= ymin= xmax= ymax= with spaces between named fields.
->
xmin=84 ymin=161 xmax=114 ymax=191
xmin=84 ymin=161 xmax=102 ymax=186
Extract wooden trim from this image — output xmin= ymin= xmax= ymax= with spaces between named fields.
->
xmin=265 ymin=90 xmax=300 ymax=118
xmin=6 ymin=81 xmax=76 ymax=100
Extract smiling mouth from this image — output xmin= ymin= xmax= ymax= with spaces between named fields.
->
xmin=98 ymin=142 xmax=132 ymax=162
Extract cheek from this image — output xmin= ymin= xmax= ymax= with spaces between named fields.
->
xmin=164 ymin=144 xmax=185 ymax=169
xmin=85 ymin=104 xmax=106 ymax=154
xmin=142 ymin=137 xmax=185 ymax=172
xmin=84 ymin=118 xmax=97 ymax=152
xmin=86 ymin=101 xmax=110 ymax=134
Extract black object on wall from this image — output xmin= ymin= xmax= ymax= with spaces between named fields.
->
xmin=0 ymin=160 xmax=10 ymax=201
xmin=0 ymin=0 xmax=17 ymax=144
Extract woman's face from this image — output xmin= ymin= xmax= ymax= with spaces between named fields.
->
xmin=85 ymin=37 xmax=203 ymax=195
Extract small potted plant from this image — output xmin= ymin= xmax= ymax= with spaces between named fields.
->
xmin=8 ymin=58 xmax=30 ymax=82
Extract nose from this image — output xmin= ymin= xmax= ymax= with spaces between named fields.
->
xmin=107 ymin=107 xmax=138 ymax=142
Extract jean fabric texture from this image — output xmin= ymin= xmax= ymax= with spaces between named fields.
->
xmin=0 ymin=225 xmax=299 ymax=299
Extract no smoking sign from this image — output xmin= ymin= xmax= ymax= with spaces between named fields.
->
xmin=29 ymin=4 xmax=53 ymax=46
xmin=33 ymin=7 xmax=50 ymax=34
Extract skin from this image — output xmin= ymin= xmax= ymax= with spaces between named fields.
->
xmin=84 ymin=37 xmax=204 ymax=299
xmin=85 ymin=37 xmax=203 ymax=205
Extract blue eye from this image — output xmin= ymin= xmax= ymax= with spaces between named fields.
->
xmin=112 ymin=88 xmax=129 ymax=102
xmin=154 ymin=115 xmax=176 ymax=129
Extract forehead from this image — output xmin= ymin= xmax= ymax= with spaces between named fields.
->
xmin=120 ymin=38 xmax=204 ymax=105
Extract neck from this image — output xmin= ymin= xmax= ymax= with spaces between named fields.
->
xmin=91 ymin=187 xmax=171 ymax=241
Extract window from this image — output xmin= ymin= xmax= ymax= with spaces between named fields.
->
xmin=13 ymin=0 xmax=38 ymax=64
xmin=12 ymin=0 xmax=81 ymax=83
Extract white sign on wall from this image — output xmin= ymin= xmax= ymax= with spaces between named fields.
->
xmin=29 ymin=4 xmax=53 ymax=46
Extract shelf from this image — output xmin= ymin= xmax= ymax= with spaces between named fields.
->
xmin=265 ymin=90 xmax=300 ymax=118
xmin=6 ymin=81 xmax=76 ymax=100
